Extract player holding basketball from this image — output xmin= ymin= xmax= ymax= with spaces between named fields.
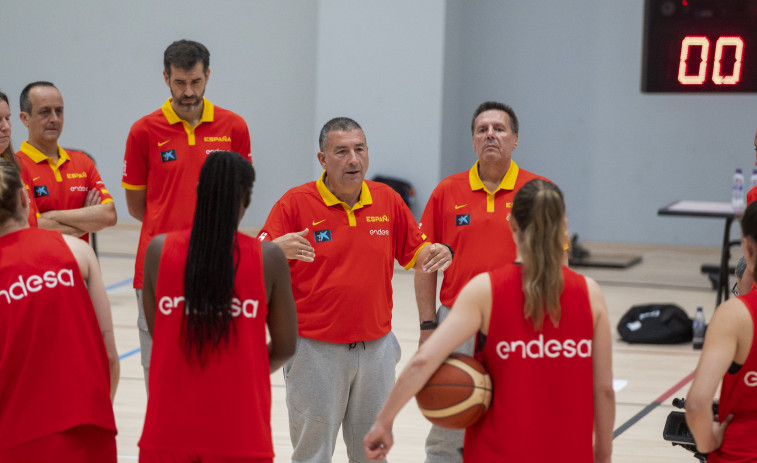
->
xmin=686 ymin=199 xmax=757 ymax=461
xmin=416 ymin=101 xmax=549 ymax=462
xmin=138 ymin=151 xmax=297 ymax=462
xmin=258 ymin=117 xmax=452 ymax=463
xmin=365 ymin=179 xmax=615 ymax=462
xmin=122 ymin=39 xmax=252 ymax=387
xmin=0 ymin=158 xmax=119 ymax=461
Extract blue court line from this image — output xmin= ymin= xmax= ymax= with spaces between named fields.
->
xmin=105 ymin=277 xmax=134 ymax=292
xmin=105 ymin=277 xmax=142 ymax=360
xmin=119 ymin=347 xmax=141 ymax=361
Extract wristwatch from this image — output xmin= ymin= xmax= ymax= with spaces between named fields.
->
xmin=420 ymin=320 xmax=438 ymax=330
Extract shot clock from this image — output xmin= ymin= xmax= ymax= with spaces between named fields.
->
xmin=641 ymin=0 xmax=757 ymax=92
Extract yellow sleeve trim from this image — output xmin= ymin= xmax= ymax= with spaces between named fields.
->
xmin=404 ymin=242 xmax=430 ymax=270
xmin=121 ymin=182 xmax=147 ymax=191
xmin=101 ymin=198 xmax=114 ymax=204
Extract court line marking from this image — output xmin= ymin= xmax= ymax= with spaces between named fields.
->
xmin=119 ymin=348 xmax=141 ymax=361
xmin=106 ymin=277 xmax=134 ymax=292
xmin=613 ymin=371 xmax=695 ymax=438
xmin=106 ymin=277 xmax=142 ymax=361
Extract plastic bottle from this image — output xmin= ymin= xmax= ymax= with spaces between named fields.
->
xmin=751 ymin=169 xmax=757 ymax=190
xmin=692 ymin=306 xmax=706 ymax=350
xmin=732 ymin=168 xmax=745 ymax=212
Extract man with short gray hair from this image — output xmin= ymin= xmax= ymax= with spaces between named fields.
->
xmin=259 ymin=117 xmax=452 ymax=462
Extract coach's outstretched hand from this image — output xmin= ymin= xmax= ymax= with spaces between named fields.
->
xmin=272 ymin=228 xmax=315 ymax=262
xmin=363 ymin=420 xmax=393 ymax=461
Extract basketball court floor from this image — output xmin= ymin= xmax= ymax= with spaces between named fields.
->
xmin=99 ymin=224 xmax=727 ymax=462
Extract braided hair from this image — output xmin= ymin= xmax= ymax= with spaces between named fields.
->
xmin=183 ymin=151 xmax=254 ymax=359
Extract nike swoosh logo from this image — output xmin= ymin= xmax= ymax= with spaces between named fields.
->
xmin=454 ymin=204 xmax=467 ymax=209
xmin=33 ymin=177 xmax=40 ymax=181
xmin=158 ymin=140 xmax=170 ymax=146
xmin=312 ymin=219 xmax=326 ymax=226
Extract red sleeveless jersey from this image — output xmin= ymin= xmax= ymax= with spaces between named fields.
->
xmin=709 ymin=291 xmax=757 ymax=462
xmin=139 ymin=230 xmax=274 ymax=458
xmin=465 ymin=264 xmax=594 ymax=462
xmin=0 ymin=228 xmax=116 ymax=450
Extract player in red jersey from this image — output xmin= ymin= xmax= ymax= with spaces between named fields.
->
xmin=123 ymin=40 xmax=252 ymax=388
xmin=139 ymin=151 xmax=296 ymax=462
xmin=0 ymin=90 xmax=38 ymax=226
xmin=686 ymin=200 xmax=757 ymax=461
xmin=365 ymin=179 xmax=615 ymax=462
xmin=15 ymin=81 xmax=116 ymax=240
xmin=0 ymin=158 xmax=119 ymax=461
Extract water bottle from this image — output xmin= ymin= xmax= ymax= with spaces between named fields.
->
xmin=692 ymin=306 xmax=706 ymax=350
xmin=732 ymin=168 xmax=745 ymax=212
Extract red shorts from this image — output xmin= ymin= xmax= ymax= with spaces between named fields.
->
xmin=0 ymin=424 xmax=116 ymax=462
xmin=139 ymin=449 xmax=272 ymax=463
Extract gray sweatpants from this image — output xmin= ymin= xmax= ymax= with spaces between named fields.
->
xmin=424 ymin=305 xmax=476 ymax=463
xmin=284 ymin=333 xmax=401 ymax=463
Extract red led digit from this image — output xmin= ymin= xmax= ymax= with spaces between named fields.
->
xmin=678 ymin=36 xmax=710 ymax=85
xmin=712 ymin=36 xmax=744 ymax=85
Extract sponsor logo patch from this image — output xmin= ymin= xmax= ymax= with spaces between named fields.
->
xmin=456 ymin=214 xmax=471 ymax=226
xmin=34 ymin=186 xmax=49 ymax=198
xmin=314 ymin=229 xmax=332 ymax=243
xmin=161 ymin=149 xmax=177 ymax=163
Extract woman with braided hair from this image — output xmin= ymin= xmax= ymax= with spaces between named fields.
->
xmin=139 ymin=151 xmax=297 ymax=462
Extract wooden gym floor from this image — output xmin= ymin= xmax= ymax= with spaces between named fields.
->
xmin=97 ymin=224 xmax=728 ymax=462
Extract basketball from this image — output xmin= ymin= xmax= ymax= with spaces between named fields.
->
xmin=416 ymin=353 xmax=492 ymax=429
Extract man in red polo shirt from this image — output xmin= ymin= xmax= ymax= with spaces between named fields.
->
xmin=417 ymin=101 xmax=549 ymax=463
xmin=122 ymin=40 xmax=252 ymax=387
xmin=258 ymin=117 xmax=451 ymax=462
xmin=15 ymin=82 xmax=117 ymax=241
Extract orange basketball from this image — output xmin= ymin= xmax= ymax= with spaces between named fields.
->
xmin=416 ymin=353 xmax=493 ymax=429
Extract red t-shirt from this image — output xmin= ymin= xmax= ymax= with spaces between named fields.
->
xmin=258 ymin=175 xmax=427 ymax=342
xmin=419 ymin=161 xmax=547 ymax=306
xmin=465 ymin=264 xmax=594 ymax=462
xmin=122 ymin=98 xmax=252 ymax=288
xmin=16 ymin=142 xmax=113 ymax=242
xmin=709 ymin=291 xmax=757 ymax=462
xmin=139 ymin=230 xmax=273 ymax=458
xmin=0 ymin=228 xmax=116 ymax=450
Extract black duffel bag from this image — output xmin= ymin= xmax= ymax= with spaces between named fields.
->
xmin=617 ymin=303 xmax=693 ymax=344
